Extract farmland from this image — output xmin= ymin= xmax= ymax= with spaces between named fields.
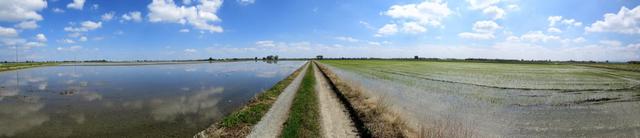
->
xmin=319 ymin=60 xmax=640 ymax=137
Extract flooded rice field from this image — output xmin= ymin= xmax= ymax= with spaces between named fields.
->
xmin=0 ymin=61 xmax=304 ymax=137
xmin=320 ymin=60 xmax=640 ymax=137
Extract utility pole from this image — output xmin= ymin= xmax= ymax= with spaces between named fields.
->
xmin=15 ymin=45 xmax=18 ymax=63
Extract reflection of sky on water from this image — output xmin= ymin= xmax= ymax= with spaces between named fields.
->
xmin=0 ymin=61 xmax=304 ymax=137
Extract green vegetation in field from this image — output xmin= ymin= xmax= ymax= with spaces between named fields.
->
xmin=320 ymin=60 xmax=640 ymax=91
xmin=0 ymin=62 xmax=58 ymax=72
xmin=575 ymin=63 xmax=640 ymax=73
xmin=281 ymin=64 xmax=321 ymax=138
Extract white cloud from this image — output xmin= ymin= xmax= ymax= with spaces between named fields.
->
xmin=511 ymin=31 xmax=560 ymax=42
xmin=586 ymin=6 xmax=640 ymax=34
xmin=467 ymin=0 xmax=500 ymax=10
xmin=64 ymin=21 xmax=102 ymax=32
xmin=237 ymin=0 xmax=255 ymax=5
xmin=376 ymin=24 xmax=398 ymax=36
xmin=79 ymin=36 xmax=87 ymax=42
xmin=15 ymin=21 xmax=38 ymax=29
xmin=179 ymin=29 xmax=190 ymax=32
xmin=57 ymin=46 xmax=82 ymax=51
xmin=24 ymin=41 xmax=45 ymax=48
xmin=547 ymin=16 xmax=563 ymax=26
xmin=122 ymin=11 xmax=143 ymax=22
xmin=359 ymin=21 xmax=374 ymax=29
xmin=482 ymin=6 xmax=505 ymax=19
xmin=560 ymin=19 xmax=582 ymax=27
xmin=599 ymin=40 xmax=622 ymax=46
xmin=472 ymin=20 xmax=501 ymax=33
xmin=507 ymin=4 xmax=519 ymax=11
xmin=35 ymin=34 xmax=46 ymax=42
xmin=548 ymin=16 xmax=582 ymax=27
xmin=62 ymin=39 xmax=75 ymax=44
xmin=0 ymin=26 xmax=18 ymax=37
xmin=52 ymin=8 xmax=65 ymax=13
xmin=67 ymin=0 xmax=85 ymax=10
xmin=547 ymin=27 xmax=562 ymax=33
xmin=572 ymin=37 xmax=586 ymax=43
xmin=255 ymin=40 xmax=275 ymax=47
xmin=459 ymin=20 xmax=500 ymax=40
xmin=0 ymin=0 xmax=47 ymax=22
xmin=334 ymin=36 xmax=359 ymax=42
xmin=384 ymin=0 xmax=451 ymax=27
xmin=458 ymin=32 xmax=495 ymax=40
xmin=148 ymin=0 xmax=224 ymax=33
xmin=101 ymin=12 xmax=115 ymax=21
xmin=184 ymin=48 xmax=197 ymax=53
xmin=402 ymin=22 xmax=427 ymax=33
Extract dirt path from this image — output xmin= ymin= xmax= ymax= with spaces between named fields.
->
xmin=313 ymin=63 xmax=359 ymax=138
xmin=247 ymin=63 xmax=309 ymax=138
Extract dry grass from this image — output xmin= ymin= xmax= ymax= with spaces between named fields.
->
xmin=315 ymin=62 xmax=414 ymax=137
xmin=194 ymin=62 xmax=308 ymax=138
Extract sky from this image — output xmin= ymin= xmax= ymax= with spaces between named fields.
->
xmin=0 ymin=0 xmax=639 ymax=61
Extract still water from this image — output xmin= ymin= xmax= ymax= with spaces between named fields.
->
xmin=0 ymin=61 xmax=305 ymax=137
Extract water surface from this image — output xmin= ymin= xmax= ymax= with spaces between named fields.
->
xmin=0 ymin=61 xmax=304 ymax=137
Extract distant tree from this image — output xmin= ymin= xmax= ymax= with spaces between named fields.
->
xmin=274 ymin=55 xmax=279 ymax=60
xmin=208 ymin=57 xmax=213 ymax=61
xmin=317 ymin=55 xmax=323 ymax=60
xmin=414 ymin=56 xmax=419 ymax=60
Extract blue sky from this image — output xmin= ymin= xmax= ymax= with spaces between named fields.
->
xmin=0 ymin=0 xmax=639 ymax=61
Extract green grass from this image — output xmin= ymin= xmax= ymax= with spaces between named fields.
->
xmin=281 ymin=64 xmax=321 ymax=138
xmin=0 ymin=62 xmax=58 ymax=72
xmin=320 ymin=60 xmax=640 ymax=90
xmin=218 ymin=63 xmax=306 ymax=128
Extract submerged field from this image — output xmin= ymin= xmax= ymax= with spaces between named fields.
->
xmin=0 ymin=61 xmax=305 ymax=137
xmin=319 ymin=60 xmax=640 ymax=137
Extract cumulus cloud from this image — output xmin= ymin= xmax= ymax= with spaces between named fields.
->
xmin=548 ymin=16 xmax=582 ymax=27
xmin=121 ymin=11 xmax=143 ymax=22
xmin=64 ymin=21 xmax=102 ymax=32
xmin=547 ymin=27 xmax=562 ymax=33
xmin=376 ymin=24 xmax=399 ymax=37
xmin=15 ymin=21 xmax=38 ymax=30
xmin=467 ymin=0 xmax=500 ymax=10
xmin=35 ymin=34 xmax=46 ymax=42
xmin=0 ymin=0 xmax=47 ymax=22
xmin=0 ymin=26 xmax=18 ymax=37
xmin=101 ymin=12 xmax=115 ymax=21
xmin=586 ymin=6 xmax=640 ymax=34
xmin=508 ymin=31 xmax=559 ymax=43
xmin=482 ymin=6 xmax=505 ymax=19
xmin=148 ymin=0 xmax=224 ymax=33
xmin=472 ymin=20 xmax=501 ymax=33
xmin=385 ymin=0 xmax=451 ymax=27
xmin=459 ymin=20 xmax=500 ymax=40
xmin=402 ymin=22 xmax=428 ymax=33
xmin=67 ymin=0 xmax=85 ymax=10
xmin=179 ymin=29 xmax=190 ymax=32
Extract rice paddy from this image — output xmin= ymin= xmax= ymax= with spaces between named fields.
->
xmin=319 ymin=60 xmax=640 ymax=137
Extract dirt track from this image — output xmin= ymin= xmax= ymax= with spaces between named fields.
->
xmin=313 ymin=64 xmax=358 ymax=138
